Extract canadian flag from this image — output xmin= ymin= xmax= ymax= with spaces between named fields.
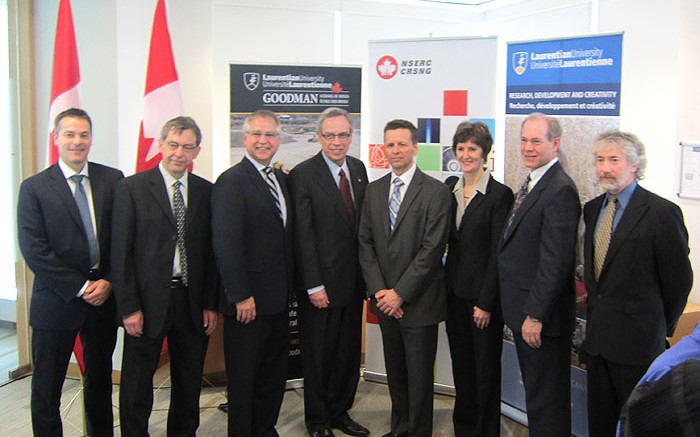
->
xmin=46 ymin=0 xmax=81 ymax=166
xmin=136 ymin=0 xmax=185 ymax=172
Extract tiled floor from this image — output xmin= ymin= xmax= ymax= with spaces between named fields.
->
xmin=0 ymin=363 xmax=530 ymax=436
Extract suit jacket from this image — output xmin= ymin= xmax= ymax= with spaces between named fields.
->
xmin=110 ymin=167 xmax=219 ymax=339
xmin=498 ymin=162 xmax=580 ymax=336
xmin=289 ymin=152 xmax=367 ymax=308
xmin=445 ymin=174 xmax=514 ymax=312
xmin=358 ymin=167 xmax=451 ymax=328
xmin=582 ymin=185 xmax=693 ymax=365
xmin=212 ymin=158 xmax=294 ymax=316
xmin=17 ymin=162 xmax=124 ymax=330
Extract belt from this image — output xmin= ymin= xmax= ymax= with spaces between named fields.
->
xmin=170 ymin=277 xmax=186 ymax=289
xmin=86 ymin=269 xmax=101 ymax=281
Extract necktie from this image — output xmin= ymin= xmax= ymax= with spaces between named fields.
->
xmin=506 ymin=175 xmax=531 ymax=231
xmin=263 ymin=167 xmax=282 ymax=219
xmin=389 ymin=177 xmax=404 ymax=232
xmin=70 ymin=175 xmax=98 ymax=267
xmin=338 ymin=169 xmax=355 ymax=224
xmin=594 ymin=194 xmax=617 ymax=280
xmin=173 ymin=181 xmax=188 ymax=286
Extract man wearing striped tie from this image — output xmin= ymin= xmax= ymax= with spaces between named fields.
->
xmin=358 ymin=119 xmax=451 ymax=437
xmin=582 ymin=130 xmax=693 ymax=437
xmin=212 ymin=109 xmax=295 ymax=437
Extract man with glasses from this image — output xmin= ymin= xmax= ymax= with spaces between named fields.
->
xmin=111 ymin=116 xmax=219 ymax=436
xmin=212 ymin=109 xmax=294 ymax=437
xmin=289 ymin=108 xmax=369 ymax=437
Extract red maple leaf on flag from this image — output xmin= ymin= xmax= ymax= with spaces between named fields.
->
xmin=331 ymin=82 xmax=343 ymax=93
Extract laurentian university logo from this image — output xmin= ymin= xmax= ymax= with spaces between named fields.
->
xmin=512 ymin=52 xmax=528 ymax=75
xmin=244 ymin=72 xmax=260 ymax=91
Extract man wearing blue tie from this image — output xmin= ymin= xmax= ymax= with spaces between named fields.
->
xmin=18 ymin=108 xmax=124 ymax=436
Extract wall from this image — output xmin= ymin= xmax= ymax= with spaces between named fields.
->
xmin=30 ymin=0 xmax=699 ymax=305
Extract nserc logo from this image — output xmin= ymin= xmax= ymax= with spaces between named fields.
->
xmin=376 ymin=55 xmax=398 ymax=80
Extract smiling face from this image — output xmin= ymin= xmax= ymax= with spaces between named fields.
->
xmin=596 ymin=142 xmax=638 ymax=194
xmin=56 ymin=117 xmax=92 ymax=172
xmin=520 ymin=117 xmax=559 ymax=170
xmin=384 ymin=128 xmax=417 ymax=176
xmin=455 ymin=140 xmax=485 ymax=175
xmin=243 ymin=115 xmax=280 ymax=166
xmin=158 ymin=128 xmax=200 ymax=179
xmin=318 ymin=115 xmax=352 ymax=166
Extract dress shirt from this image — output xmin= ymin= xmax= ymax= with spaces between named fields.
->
xmin=528 ymin=157 xmax=559 ymax=192
xmin=452 ymin=169 xmax=489 ymax=230
xmin=58 ymin=159 xmax=98 ymax=296
xmin=158 ymin=162 xmax=188 ymax=278
xmin=594 ymin=180 xmax=637 ymax=238
xmin=245 ymin=153 xmax=287 ymax=226
xmin=387 ymin=162 xmax=418 ymax=204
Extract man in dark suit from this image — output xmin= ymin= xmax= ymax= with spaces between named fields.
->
xmin=289 ymin=108 xmax=369 ymax=437
xmin=498 ymin=112 xmax=580 ymax=437
xmin=358 ymin=119 xmax=451 ymax=437
xmin=212 ymin=109 xmax=294 ymax=437
xmin=111 ymin=116 xmax=219 ymax=436
xmin=582 ymin=130 xmax=693 ymax=436
xmin=18 ymin=108 xmax=123 ymax=436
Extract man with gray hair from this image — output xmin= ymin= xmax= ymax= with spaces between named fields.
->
xmin=112 ymin=116 xmax=219 ymax=436
xmin=289 ymin=108 xmax=369 ymax=437
xmin=582 ymin=130 xmax=693 ymax=437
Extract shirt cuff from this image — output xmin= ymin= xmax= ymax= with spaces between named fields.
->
xmin=77 ymin=279 xmax=90 ymax=297
xmin=307 ymin=285 xmax=324 ymax=295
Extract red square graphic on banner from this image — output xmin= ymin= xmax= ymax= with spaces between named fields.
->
xmin=444 ymin=90 xmax=468 ymax=116
xmin=369 ymin=143 xmax=389 ymax=169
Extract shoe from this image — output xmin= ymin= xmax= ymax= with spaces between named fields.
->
xmin=310 ymin=429 xmax=336 ymax=437
xmin=380 ymin=433 xmax=407 ymax=437
xmin=332 ymin=417 xmax=370 ymax=437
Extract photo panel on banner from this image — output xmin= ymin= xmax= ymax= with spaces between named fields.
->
xmin=503 ymin=33 xmax=623 ymax=437
xmin=229 ymin=63 xmax=362 ymax=381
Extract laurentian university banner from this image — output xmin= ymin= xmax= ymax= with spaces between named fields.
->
xmin=229 ymin=63 xmax=362 ymax=383
xmin=503 ymin=33 xmax=623 ymax=437
xmin=366 ymin=36 xmax=498 ymax=391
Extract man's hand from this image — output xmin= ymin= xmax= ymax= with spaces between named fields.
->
xmin=236 ymin=296 xmax=256 ymax=324
xmin=203 ymin=310 xmax=219 ymax=336
xmin=82 ymin=279 xmax=112 ymax=306
xmin=473 ymin=306 xmax=491 ymax=329
xmin=309 ymin=289 xmax=330 ymax=309
xmin=123 ymin=311 xmax=144 ymax=337
xmin=521 ymin=316 xmax=543 ymax=348
xmin=376 ymin=289 xmax=404 ymax=319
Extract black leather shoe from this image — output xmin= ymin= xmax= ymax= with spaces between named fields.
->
xmin=310 ymin=429 xmax=336 ymax=437
xmin=332 ymin=417 xmax=370 ymax=437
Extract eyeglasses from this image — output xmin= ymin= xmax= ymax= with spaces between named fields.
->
xmin=320 ymin=132 xmax=352 ymax=141
xmin=248 ymin=131 xmax=280 ymax=139
xmin=166 ymin=142 xmax=199 ymax=151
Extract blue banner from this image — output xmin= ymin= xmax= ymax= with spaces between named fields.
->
xmin=506 ymin=34 xmax=623 ymax=116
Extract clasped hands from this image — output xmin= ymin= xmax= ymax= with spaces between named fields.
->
xmin=375 ymin=288 xmax=404 ymax=319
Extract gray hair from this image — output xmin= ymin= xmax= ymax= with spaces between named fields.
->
xmin=160 ymin=116 xmax=202 ymax=145
xmin=594 ymin=130 xmax=647 ymax=180
xmin=317 ymin=107 xmax=353 ymax=133
xmin=521 ymin=112 xmax=562 ymax=141
xmin=243 ymin=109 xmax=279 ymax=133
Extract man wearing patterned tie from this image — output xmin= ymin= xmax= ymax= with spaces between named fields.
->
xmin=289 ymin=108 xmax=369 ymax=437
xmin=582 ymin=130 xmax=693 ymax=437
xmin=18 ymin=108 xmax=123 ymax=437
xmin=111 ymin=116 xmax=219 ymax=436
xmin=498 ymin=112 xmax=580 ymax=437
xmin=212 ymin=109 xmax=295 ymax=437
xmin=358 ymin=119 xmax=451 ymax=437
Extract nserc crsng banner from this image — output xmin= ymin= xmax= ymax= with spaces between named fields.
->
xmin=503 ymin=33 xmax=623 ymax=437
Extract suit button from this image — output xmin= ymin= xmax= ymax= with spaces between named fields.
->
xmin=172 ymin=235 xmax=177 ymax=240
